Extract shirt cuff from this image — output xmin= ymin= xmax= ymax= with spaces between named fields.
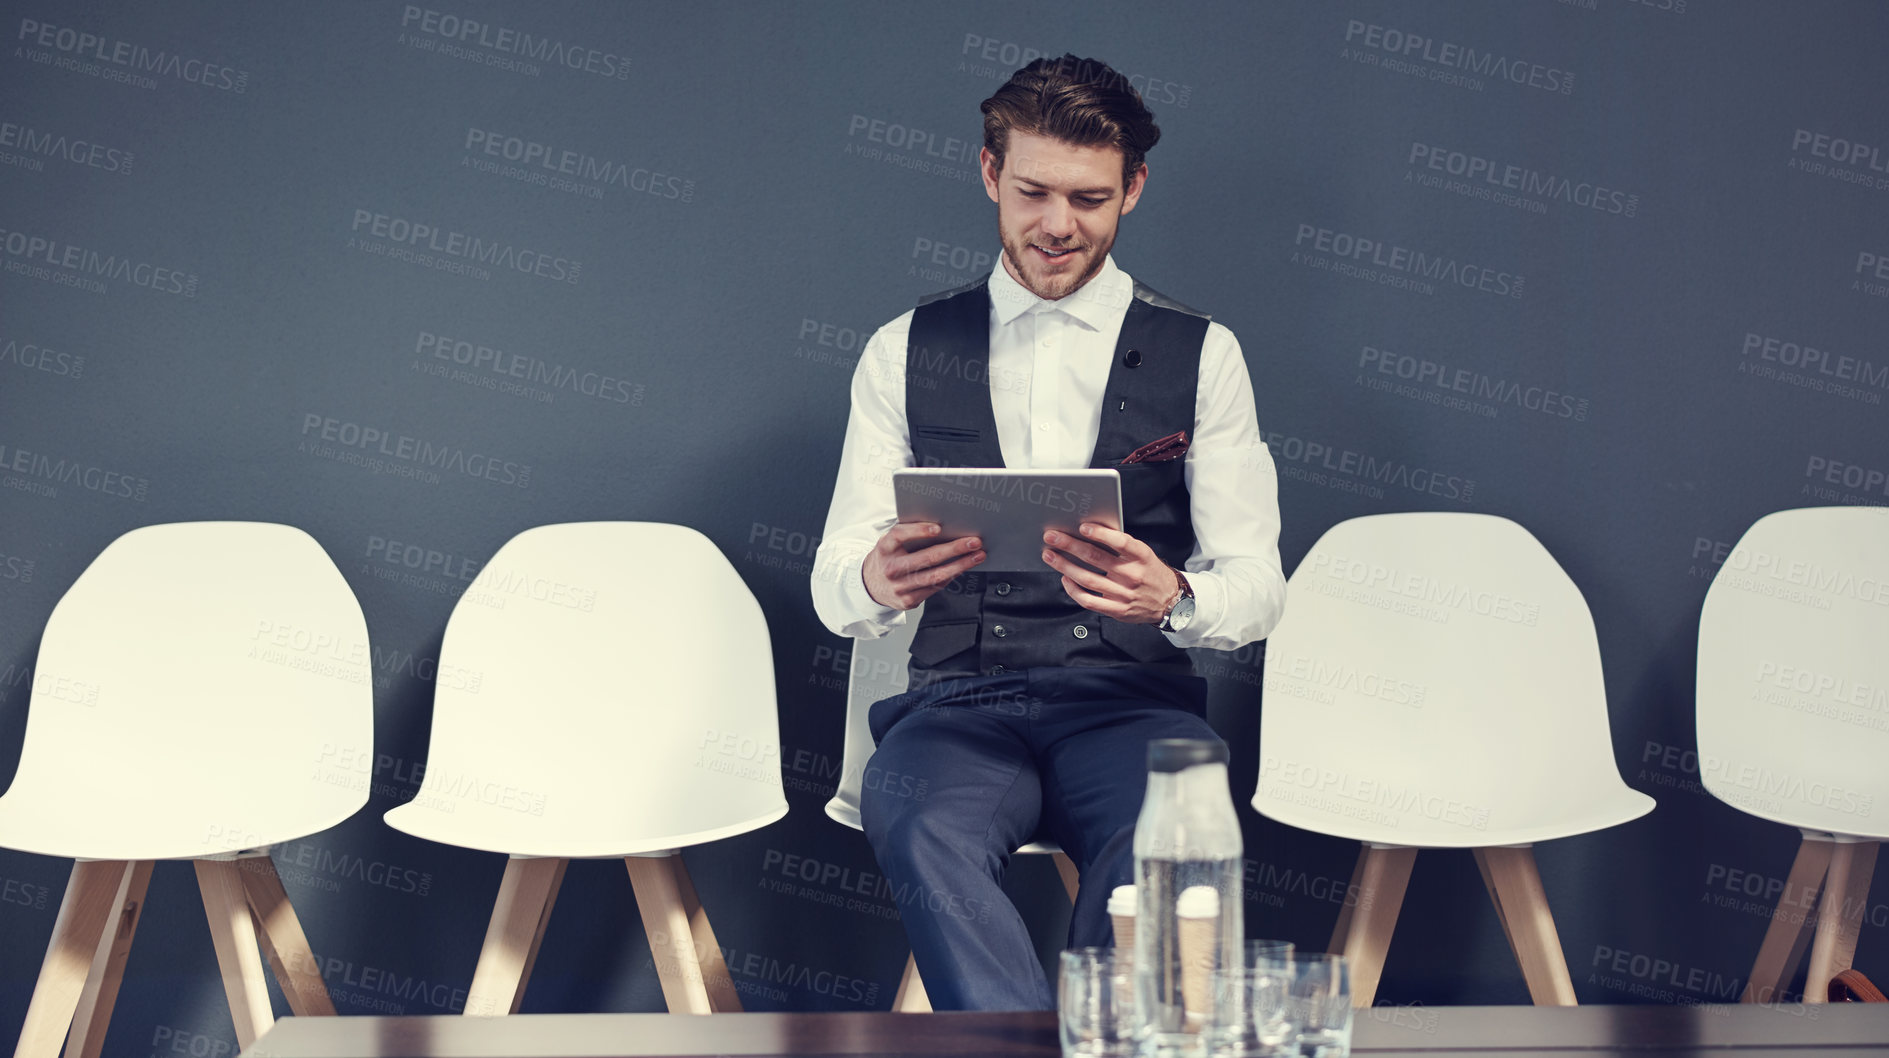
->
xmin=839 ymin=550 xmax=904 ymax=634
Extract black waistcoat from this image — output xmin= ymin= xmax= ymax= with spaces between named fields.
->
xmin=903 ymin=278 xmax=1209 ymax=683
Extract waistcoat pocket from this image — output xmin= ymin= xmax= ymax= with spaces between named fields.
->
xmin=913 ymin=425 xmax=982 ymax=444
xmin=909 ymin=618 xmax=980 ymax=666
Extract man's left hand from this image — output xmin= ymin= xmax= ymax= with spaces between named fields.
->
xmin=1041 ymin=524 xmax=1179 ymax=625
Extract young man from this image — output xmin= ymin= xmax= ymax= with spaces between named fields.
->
xmin=811 ymin=54 xmax=1286 ymax=1011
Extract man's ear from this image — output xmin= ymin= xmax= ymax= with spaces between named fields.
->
xmin=980 ymin=147 xmax=1003 ymax=205
xmin=1120 ymin=163 xmax=1148 ymax=217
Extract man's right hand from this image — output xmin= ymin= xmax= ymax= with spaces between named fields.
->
xmin=863 ymin=522 xmax=985 ymax=610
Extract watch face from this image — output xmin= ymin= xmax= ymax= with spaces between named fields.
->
xmin=1165 ymin=594 xmax=1196 ymax=631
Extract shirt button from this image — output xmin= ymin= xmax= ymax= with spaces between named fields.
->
xmin=993 ymin=624 xmax=1008 ymax=638
xmin=1073 ymin=625 xmax=1089 ymax=640
xmin=995 ymin=582 xmax=1012 ymax=596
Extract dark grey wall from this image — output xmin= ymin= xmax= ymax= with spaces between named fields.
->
xmin=3 ymin=0 xmax=1885 ymax=1051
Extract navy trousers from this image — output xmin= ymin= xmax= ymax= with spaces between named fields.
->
xmin=859 ymin=665 xmax=1223 ymax=1012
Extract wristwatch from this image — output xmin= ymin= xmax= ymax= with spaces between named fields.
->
xmin=1158 ymin=570 xmax=1195 ymax=634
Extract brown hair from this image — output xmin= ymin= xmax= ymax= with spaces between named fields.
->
xmin=980 ymin=54 xmax=1161 ymax=189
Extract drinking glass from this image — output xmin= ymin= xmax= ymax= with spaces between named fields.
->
xmin=1206 ymin=960 xmax=1294 ymax=1058
xmin=1242 ymin=939 xmax=1295 ymax=970
xmin=1059 ymin=947 xmax=1137 ymax=1057
xmin=1287 ymin=953 xmax=1352 ymax=1057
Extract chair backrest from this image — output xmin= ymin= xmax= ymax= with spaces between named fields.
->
xmin=383 ymin=523 xmax=785 ymax=857
xmin=1253 ymin=513 xmax=1652 ymax=847
xmin=0 ymin=522 xmax=372 ymax=860
xmin=1696 ymin=506 xmax=1889 ymax=838
xmin=824 ymin=606 xmax=921 ymax=830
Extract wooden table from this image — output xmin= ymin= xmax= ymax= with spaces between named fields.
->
xmin=240 ymin=1004 xmax=1889 ymax=1058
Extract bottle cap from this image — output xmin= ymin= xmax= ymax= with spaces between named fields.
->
xmin=1108 ymin=885 xmax=1137 ymax=917
xmin=1177 ymin=886 xmax=1220 ymax=919
xmin=1147 ymin=739 xmax=1228 ymax=773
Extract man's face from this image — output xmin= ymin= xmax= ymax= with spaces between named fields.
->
xmin=981 ymin=130 xmax=1146 ymax=301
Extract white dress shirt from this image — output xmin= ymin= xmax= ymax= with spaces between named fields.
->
xmin=811 ymin=255 xmax=1286 ymax=652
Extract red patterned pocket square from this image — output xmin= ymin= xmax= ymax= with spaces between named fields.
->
xmin=1120 ymin=430 xmax=1189 ymax=465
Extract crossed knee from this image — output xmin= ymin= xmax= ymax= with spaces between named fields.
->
xmin=864 ymin=798 xmax=1006 ymax=878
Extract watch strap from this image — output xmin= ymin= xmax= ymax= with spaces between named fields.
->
xmin=1160 ymin=569 xmax=1194 ymax=632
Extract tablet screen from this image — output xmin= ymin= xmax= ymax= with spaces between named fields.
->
xmin=893 ymin=468 xmax=1123 ymax=573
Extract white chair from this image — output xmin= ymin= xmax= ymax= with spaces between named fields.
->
xmin=384 ymin=522 xmax=787 ymax=1016
xmin=1252 ymin=513 xmax=1653 ymax=1006
xmin=824 ymin=603 xmax=1079 ymax=1012
xmin=1 ymin=522 xmax=369 ymax=1058
xmin=1696 ymin=506 xmax=1889 ymax=1004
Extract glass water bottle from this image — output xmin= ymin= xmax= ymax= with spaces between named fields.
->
xmin=1133 ymin=739 xmax=1244 ymax=1057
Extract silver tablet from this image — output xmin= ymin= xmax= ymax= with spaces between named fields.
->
xmin=893 ymin=468 xmax=1123 ymax=572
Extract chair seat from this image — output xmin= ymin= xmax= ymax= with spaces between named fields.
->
xmin=1254 ymin=781 xmax=1653 ymax=849
xmin=823 ymin=800 xmax=1062 ymax=855
xmin=827 ymin=608 xmax=1073 ymax=859
xmin=0 ymin=787 xmax=361 ymax=862
xmin=1710 ymin=804 xmax=1889 ymax=843
xmin=384 ymin=800 xmax=787 ymax=859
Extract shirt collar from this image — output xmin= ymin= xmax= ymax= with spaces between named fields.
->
xmin=987 ymin=253 xmax=1131 ymax=331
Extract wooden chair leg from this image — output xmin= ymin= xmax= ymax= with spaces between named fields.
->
xmin=464 ymin=856 xmax=567 ymax=1016
xmin=1473 ymin=846 xmax=1521 ymax=972
xmin=892 ymin=953 xmax=932 ymax=1012
xmin=1327 ymin=844 xmax=1369 ymax=954
xmin=1742 ymin=832 xmax=1834 ymax=1004
xmin=1806 ymin=841 xmax=1879 ymax=1004
xmin=61 ymin=861 xmax=153 ymax=1058
xmin=1331 ymin=845 xmax=1415 ymax=1007
xmin=669 ymin=854 xmax=742 ymax=1012
xmin=236 ymin=855 xmax=336 ymax=1016
xmin=1475 ymin=846 xmax=1576 ymax=1006
xmin=194 ymin=860 xmax=273 ymax=1047
xmin=15 ymin=861 xmax=129 ymax=1058
xmin=1051 ymin=851 xmax=1080 ymax=906
xmin=626 ymin=855 xmax=713 ymax=1014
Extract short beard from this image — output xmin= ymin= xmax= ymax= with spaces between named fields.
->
xmin=999 ymin=235 xmax=1110 ymax=301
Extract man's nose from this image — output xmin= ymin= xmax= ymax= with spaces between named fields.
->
xmin=1040 ymin=196 xmax=1076 ymax=239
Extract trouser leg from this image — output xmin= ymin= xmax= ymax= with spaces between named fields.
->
xmin=1033 ymin=668 xmax=1219 ymax=950
xmin=862 ymin=678 xmax=1049 ymax=1011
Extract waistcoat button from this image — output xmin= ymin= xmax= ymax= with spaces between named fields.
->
xmin=995 ymin=582 xmax=1012 ymax=596
xmin=1073 ymin=625 xmax=1089 ymax=639
xmin=993 ymin=624 xmax=1008 ymax=638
